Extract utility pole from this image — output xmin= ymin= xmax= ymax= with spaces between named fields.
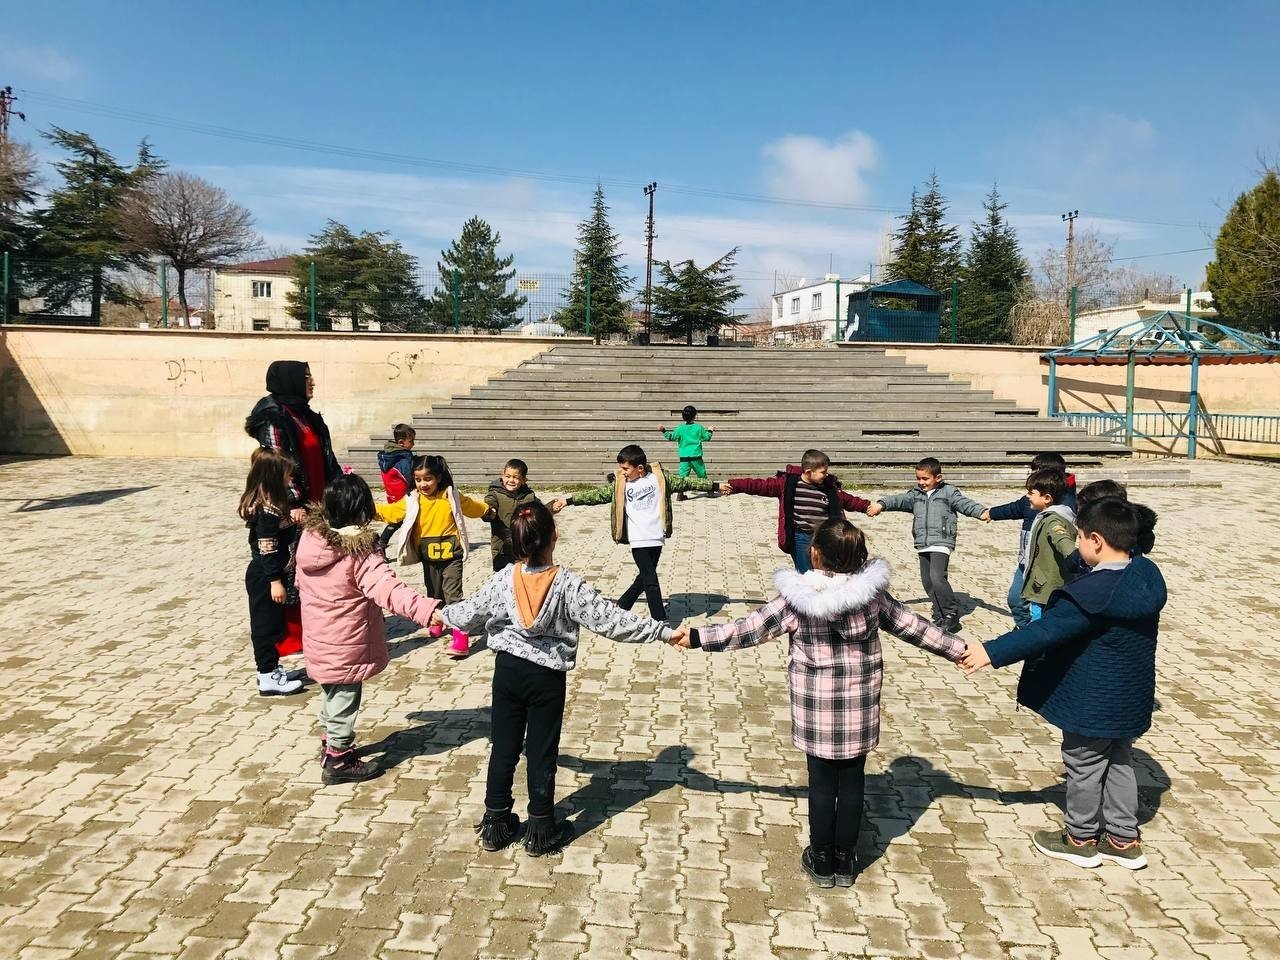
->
xmin=1061 ymin=209 xmax=1079 ymax=292
xmin=0 ymin=86 xmax=27 ymax=147
xmin=643 ymin=181 xmax=657 ymax=338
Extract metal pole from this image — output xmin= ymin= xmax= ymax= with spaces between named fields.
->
xmin=160 ymin=263 xmax=168 ymax=328
xmin=1185 ymin=286 xmax=1192 ymax=319
xmin=1124 ymin=352 xmax=1136 ymax=446
xmin=1 ymin=251 xmax=8 ymax=325
xmin=1187 ymin=354 xmax=1200 ymax=460
xmin=585 ymin=267 xmax=592 ymax=337
xmin=309 ymin=261 xmax=317 ymax=331
xmin=949 ymin=280 xmax=959 ymax=343
xmin=1047 ymin=357 xmax=1058 ymax=417
xmin=1069 ymin=286 xmax=1077 ymax=344
xmin=643 ymin=182 xmax=657 ymax=340
xmin=452 ymin=269 xmax=460 ymax=334
xmin=834 ymin=278 xmax=841 ymax=341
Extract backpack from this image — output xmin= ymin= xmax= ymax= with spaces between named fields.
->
xmin=381 ymin=467 xmax=410 ymax=504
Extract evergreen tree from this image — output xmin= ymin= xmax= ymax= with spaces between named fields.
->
xmin=652 ymin=248 xmax=743 ymax=344
xmin=885 ymin=174 xmax=962 ymax=336
xmin=425 ymin=217 xmax=525 ymax=331
xmin=286 ymin=220 xmax=426 ymax=332
xmin=958 ymin=183 xmax=1030 ymax=343
xmin=26 ymin=127 xmax=164 ymax=323
xmin=0 ymin=141 xmax=39 ymax=320
xmin=561 ymin=185 xmax=633 ymax=339
xmin=1206 ymin=169 xmax=1280 ymax=334
xmin=885 ymin=188 xmax=923 ymax=283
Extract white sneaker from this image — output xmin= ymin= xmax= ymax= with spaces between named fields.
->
xmin=258 ymin=667 xmax=304 ymax=696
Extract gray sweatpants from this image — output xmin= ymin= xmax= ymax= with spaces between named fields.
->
xmin=918 ymin=550 xmax=958 ymax=621
xmin=319 ymin=682 xmax=363 ymax=752
xmin=1062 ymin=731 xmax=1139 ymax=841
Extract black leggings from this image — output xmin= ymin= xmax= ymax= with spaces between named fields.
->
xmin=245 ymin=560 xmax=283 ymax=675
xmin=618 ymin=545 xmax=665 ymax=620
xmin=806 ymin=753 xmax=867 ymax=852
xmin=486 ymin=652 xmax=567 ymax=818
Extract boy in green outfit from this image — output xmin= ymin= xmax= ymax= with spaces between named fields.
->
xmin=659 ymin=405 xmax=715 ymax=500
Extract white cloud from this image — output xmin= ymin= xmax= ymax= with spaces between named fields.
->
xmin=7 ymin=44 xmax=84 ymax=88
xmin=761 ymin=131 xmax=879 ymax=204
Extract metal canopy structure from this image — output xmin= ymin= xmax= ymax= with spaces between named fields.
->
xmin=1041 ymin=312 xmax=1280 ymax=458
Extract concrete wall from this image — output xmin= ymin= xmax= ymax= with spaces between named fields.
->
xmin=0 ymin=326 xmax=583 ymax=458
xmin=844 ymin=342 xmax=1280 ymax=458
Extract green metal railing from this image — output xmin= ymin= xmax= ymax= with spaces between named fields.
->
xmin=1058 ymin=410 xmax=1280 ymax=447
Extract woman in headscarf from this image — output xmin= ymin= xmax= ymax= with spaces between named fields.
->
xmin=245 ymin=360 xmax=343 ymax=521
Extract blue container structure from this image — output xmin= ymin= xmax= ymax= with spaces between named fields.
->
xmin=843 ymin=279 xmax=943 ymax=343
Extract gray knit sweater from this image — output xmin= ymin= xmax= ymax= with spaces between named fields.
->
xmin=439 ymin=564 xmax=673 ymax=671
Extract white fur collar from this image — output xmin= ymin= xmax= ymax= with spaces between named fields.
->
xmin=773 ymin=558 xmax=891 ymax=618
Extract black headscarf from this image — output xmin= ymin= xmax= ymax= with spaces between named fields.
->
xmin=265 ymin=360 xmax=311 ymax=411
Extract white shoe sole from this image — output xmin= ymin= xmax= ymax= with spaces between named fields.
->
xmin=1033 ymin=836 xmax=1101 ymax=868
xmin=1099 ymin=850 xmax=1148 ymax=870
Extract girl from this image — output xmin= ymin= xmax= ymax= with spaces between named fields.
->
xmin=435 ymin=501 xmax=673 ymax=855
xmin=239 ymin=447 xmax=304 ymax=697
xmin=297 ymin=474 xmax=441 ymax=785
xmin=377 ymin=454 xmax=494 ymax=658
xmin=676 ymin=518 xmax=965 ymax=887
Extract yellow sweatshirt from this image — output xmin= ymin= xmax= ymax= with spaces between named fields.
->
xmin=377 ymin=490 xmax=489 ymax=541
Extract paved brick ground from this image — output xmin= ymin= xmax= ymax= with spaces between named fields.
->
xmin=1 ymin=455 xmax=1278 ymax=960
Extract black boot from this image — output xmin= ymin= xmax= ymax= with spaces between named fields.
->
xmin=475 ymin=807 xmax=522 ymax=852
xmin=833 ymin=847 xmax=857 ymax=887
xmin=523 ymin=814 xmax=574 ymax=857
xmin=801 ymin=845 xmax=835 ymax=888
xmin=321 ymin=748 xmax=379 ymax=785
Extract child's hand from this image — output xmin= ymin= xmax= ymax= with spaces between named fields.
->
xmin=980 ymin=509 xmax=991 ymax=522
xmin=550 ymin=498 xmax=567 ymax=513
xmin=290 ymin=507 xmax=307 ymax=524
xmin=270 ymin=581 xmax=286 ymax=604
xmin=957 ymin=641 xmax=991 ymax=676
xmin=866 ymin=502 xmax=884 ymax=518
xmin=429 ymin=609 xmax=444 ymax=628
xmin=657 ymin=424 xmax=666 ymax=433
xmin=719 ymin=482 xmax=733 ymax=496
xmin=669 ymin=625 xmax=692 ymax=649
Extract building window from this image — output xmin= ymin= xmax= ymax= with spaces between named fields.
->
xmin=774 ymin=297 xmax=782 ymax=319
xmin=252 ymin=281 xmax=272 ymax=299
xmin=790 ymin=297 xmax=800 ymax=315
xmin=812 ymin=292 xmax=822 ymax=310
xmin=252 ymin=317 xmax=269 ymax=331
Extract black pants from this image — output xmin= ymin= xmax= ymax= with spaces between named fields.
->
xmin=806 ymin=753 xmax=867 ymax=852
xmin=486 ymin=652 xmax=567 ymax=818
xmin=245 ymin=559 xmax=283 ymax=675
xmin=618 ymin=546 xmax=665 ymax=620
xmin=918 ymin=551 xmax=958 ymax=621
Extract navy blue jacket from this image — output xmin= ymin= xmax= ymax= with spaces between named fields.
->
xmin=376 ymin=444 xmax=413 ymax=488
xmin=984 ymin=556 xmax=1166 ymax=739
xmin=989 ymin=474 xmax=1077 ymax=566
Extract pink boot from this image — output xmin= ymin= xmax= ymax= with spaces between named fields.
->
xmin=446 ymin=629 xmax=470 ymax=658
xmin=427 ymin=622 xmax=445 ymax=639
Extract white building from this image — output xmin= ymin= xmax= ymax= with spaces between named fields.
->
xmin=771 ymin=274 xmax=871 ymax=341
xmin=214 ymin=257 xmax=302 ymax=331
xmin=1074 ymin=291 xmax=1216 ymax=342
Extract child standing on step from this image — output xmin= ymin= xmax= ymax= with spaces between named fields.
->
xmin=674 ymin=517 xmax=966 ymax=887
xmin=562 ymin=444 xmax=718 ymax=621
xmin=866 ymin=457 xmax=989 ymax=633
xmin=658 ymin=405 xmax=714 ymax=500
xmin=377 ymin=454 xmax=495 ymax=658
xmin=434 ymin=500 xmax=674 ymax=855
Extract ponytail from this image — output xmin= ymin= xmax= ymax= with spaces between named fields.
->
xmin=511 ymin=501 xmax=556 ymax=562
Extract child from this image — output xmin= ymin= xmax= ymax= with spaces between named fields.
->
xmin=376 ymin=423 xmax=416 ymax=557
xmin=658 ymin=405 xmax=714 ymax=500
xmin=723 ymin=449 xmax=871 ymax=573
xmin=435 ymin=501 xmax=674 ymax=855
xmin=866 ymin=457 xmax=988 ymax=633
xmin=959 ymin=498 xmax=1164 ymax=870
xmin=562 ymin=444 xmax=717 ymax=621
xmin=485 ymin=458 xmax=567 ymax=572
xmin=987 ymin=453 xmax=1078 ymax=628
xmin=239 ymin=447 xmax=305 ymax=697
xmin=377 ymin=454 xmax=494 ymax=658
xmin=1020 ymin=469 xmax=1078 ymax=622
xmin=674 ymin=518 xmax=966 ymax=887
xmin=1066 ymin=480 xmax=1139 ymax=578
xmin=296 ymin=474 xmax=441 ymax=785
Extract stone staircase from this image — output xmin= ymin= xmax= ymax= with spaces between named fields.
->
xmin=347 ymin=344 xmax=1133 ymax=485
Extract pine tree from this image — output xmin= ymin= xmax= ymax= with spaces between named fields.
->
xmin=885 ymin=188 xmax=923 ymax=283
xmin=652 ymin=248 xmax=743 ymax=344
xmin=0 ymin=141 xmax=39 ymax=320
xmin=886 ymin=175 xmax=962 ymax=296
xmin=1206 ymin=169 xmax=1280 ymax=334
xmin=958 ymin=183 xmax=1029 ymax=343
xmin=26 ymin=127 xmax=164 ymax=323
xmin=561 ymin=186 xmax=633 ymax=340
xmin=425 ymin=217 xmax=526 ymax=331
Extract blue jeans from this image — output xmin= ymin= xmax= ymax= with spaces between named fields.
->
xmin=792 ymin=530 xmax=813 ymax=573
xmin=1008 ymin=565 xmax=1031 ymax=628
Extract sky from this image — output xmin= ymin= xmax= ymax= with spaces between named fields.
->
xmin=6 ymin=0 xmax=1280 ymax=306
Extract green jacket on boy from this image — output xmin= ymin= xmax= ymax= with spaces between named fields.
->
xmin=1021 ymin=505 xmax=1078 ymax=604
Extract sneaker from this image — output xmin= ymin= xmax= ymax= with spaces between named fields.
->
xmin=446 ymin=629 xmax=470 ymax=658
xmin=833 ymin=847 xmax=856 ymax=887
xmin=258 ymin=667 xmax=304 ymax=697
xmin=1098 ymin=834 xmax=1147 ymax=870
xmin=801 ymin=846 xmax=836 ymax=888
xmin=523 ymin=815 xmax=574 ymax=857
xmin=321 ymin=748 xmax=380 ymax=785
xmin=938 ymin=615 xmax=963 ymax=633
xmin=676 ymin=491 xmax=687 ymax=501
xmin=475 ymin=808 xmax=522 ymax=852
xmin=1032 ymin=830 xmax=1101 ymax=868
xmin=427 ymin=622 xmax=446 ymax=639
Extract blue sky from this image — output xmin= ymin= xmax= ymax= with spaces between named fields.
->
xmin=6 ymin=0 xmax=1279 ymax=304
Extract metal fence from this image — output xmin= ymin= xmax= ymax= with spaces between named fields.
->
xmin=1059 ymin=409 xmax=1280 ymax=450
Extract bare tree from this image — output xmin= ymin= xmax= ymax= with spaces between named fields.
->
xmin=120 ymin=172 xmax=260 ymax=320
xmin=1036 ymin=227 xmax=1116 ymax=307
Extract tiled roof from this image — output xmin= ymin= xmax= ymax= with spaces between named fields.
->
xmin=220 ymin=256 xmax=298 ymax=274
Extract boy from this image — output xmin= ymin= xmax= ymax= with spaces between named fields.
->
xmin=563 ymin=444 xmax=717 ymax=620
xmin=959 ymin=497 xmax=1164 ymax=870
xmin=722 ymin=449 xmax=871 ymax=573
xmin=987 ymin=453 xmax=1077 ymax=628
xmin=376 ymin=423 xmax=415 ymax=557
xmin=1020 ymin=469 xmax=1078 ymax=622
xmin=485 ymin=458 xmax=566 ymax=572
xmin=866 ymin=457 xmax=988 ymax=632
xmin=658 ymin=405 xmax=714 ymax=500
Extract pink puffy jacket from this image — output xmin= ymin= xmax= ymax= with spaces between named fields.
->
xmin=296 ymin=511 xmax=439 ymax=685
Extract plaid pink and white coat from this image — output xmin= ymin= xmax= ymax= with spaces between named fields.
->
xmin=697 ymin=559 xmax=966 ymax=760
